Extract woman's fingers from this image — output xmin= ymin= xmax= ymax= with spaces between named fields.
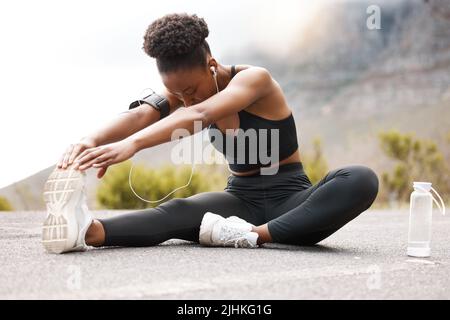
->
xmin=57 ymin=151 xmax=66 ymax=168
xmin=61 ymin=144 xmax=74 ymax=169
xmin=92 ymin=159 xmax=113 ymax=168
xmin=67 ymin=144 xmax=84 ymax=166
xmin=74 ymin=148 xmax=104 ymax=168
xmin=96 ymin=166 xmax=109 ymax=179
xmin=78 ymin=153 xmax=111 ymax=170
xmin=74 ymin=147 xmax=96 ymax=163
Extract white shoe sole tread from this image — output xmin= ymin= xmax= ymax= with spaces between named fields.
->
xmin=42 ymin=167 xmax=84 ymax=254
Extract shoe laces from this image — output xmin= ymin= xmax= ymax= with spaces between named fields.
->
xmin=223 ymin=237 xmax=255 ymax=248
xmin=218 ymin=223 xmax=254 ymax=248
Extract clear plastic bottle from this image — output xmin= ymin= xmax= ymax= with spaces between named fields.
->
xmin=407 ymin=182 xmax=445 ymax=258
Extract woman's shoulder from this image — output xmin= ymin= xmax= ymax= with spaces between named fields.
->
xmin=232 ymin=65 xmax=273 ymax=90
xmin=235 ymin=64 xmax=271 ymax=76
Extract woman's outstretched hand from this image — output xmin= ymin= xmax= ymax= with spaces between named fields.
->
xmin=73 ymin=140 xmax=137 ymax=179
xmin=57 ymin=137 xmax=98 ymax=170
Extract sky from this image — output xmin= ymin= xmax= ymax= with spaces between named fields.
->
xmin=0 ymin=0 xmax=325 ymax=188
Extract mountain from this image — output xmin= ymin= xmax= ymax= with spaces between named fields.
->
xmin=236 ymin=0 xmax=450 ymax=168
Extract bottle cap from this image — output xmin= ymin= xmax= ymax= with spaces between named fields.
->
xmin=413 ymin=181 xmax=432 ymax=192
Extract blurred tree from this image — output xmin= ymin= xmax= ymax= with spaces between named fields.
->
xmin=302 ymin=137 xmax=329 ymax=185
xmin=378 ymin=130 xmax=450 ymax=206
xmin=0 ymin=196 xmax=13 ymax=211
xmin=96 ymin=161 xmax=227 ymax=209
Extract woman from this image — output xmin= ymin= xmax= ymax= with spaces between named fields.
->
xmin=42 ymin=13 xmax=379 ymax=254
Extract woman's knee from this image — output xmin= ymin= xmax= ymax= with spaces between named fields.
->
xmin=154 ymin=192 xmax=225 ymax=218
xmin=348 ymin=165 xmax=379 ymax=203
xmin=156 ymin=197 xmax=197 ymax=215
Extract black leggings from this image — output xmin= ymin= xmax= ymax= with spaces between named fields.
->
xmin=97 ymin=162 xmax=379 ymax=247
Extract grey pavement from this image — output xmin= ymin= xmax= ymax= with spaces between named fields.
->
xmin=0 ymin=209 xmax=449 ymax=300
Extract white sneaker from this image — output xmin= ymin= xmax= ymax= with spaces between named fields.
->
xmin=199 ymin=212 xmax=259 ymax=248
xmin=42 ymin=166 xmax=93 ymax=254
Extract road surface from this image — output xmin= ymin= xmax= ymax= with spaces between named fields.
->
xmin=0 ymin=209 xmax=449 ymax=299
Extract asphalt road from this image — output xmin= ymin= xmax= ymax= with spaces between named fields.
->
xmin=0 ymin=209 xmax=449 ymax=299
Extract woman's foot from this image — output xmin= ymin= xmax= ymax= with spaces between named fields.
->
xmin=42 ymin=166 xmax=93 ymax=254
xmin=252 ymin=224 xmax=273 ymax=245
xmin=199 ymin=212 xmax=259 ymax=248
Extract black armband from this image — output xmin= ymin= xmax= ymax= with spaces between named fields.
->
xmin=129 ymin=91 xmax=170 ymax=120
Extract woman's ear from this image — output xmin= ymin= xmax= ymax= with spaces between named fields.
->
xmin=210 ymin=66 xmax=217 ymax=76
xmin=208 ymin=57 xmax=218 ymax=76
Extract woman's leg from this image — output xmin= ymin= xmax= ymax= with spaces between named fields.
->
xmin=265 ymin=165 xmax=379 ymax=246
xmin=93 ymin=191 xmax=256 ymax=247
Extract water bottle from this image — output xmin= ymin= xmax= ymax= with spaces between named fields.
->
xmin=407 ymin=181 xmax=446 ymax=257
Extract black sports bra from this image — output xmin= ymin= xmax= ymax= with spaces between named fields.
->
xmin=208 ymin=65 xmax=299 ymax=173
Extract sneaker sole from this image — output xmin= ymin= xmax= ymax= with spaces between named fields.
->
xmin=42 ymin=166 xmax=84 ymax=254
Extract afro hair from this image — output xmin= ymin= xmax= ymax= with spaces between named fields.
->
xmin=143 ymin=13 xmax=212 ymax=73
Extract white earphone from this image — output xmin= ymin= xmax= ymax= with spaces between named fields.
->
xmin=211 ymin=66 xmax=217 ymax=77
xmin=211 ymin=67 xmax=219 ymax=93
xmin=128 ymin=66 xmax=222 ymax=204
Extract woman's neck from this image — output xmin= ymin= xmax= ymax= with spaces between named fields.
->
xmin=215 ymin=64 xmax=234 ymax=92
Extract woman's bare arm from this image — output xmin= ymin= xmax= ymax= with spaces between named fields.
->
xmin=129 ymin=67 xmax=273 ymax=152
xmin=58 ymin=87 xmax=182 ymax=168
xmin=87 ymin=87 xmax=183 ymax=146
xmin=73 ymin=67 xmax=273 ymax=172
